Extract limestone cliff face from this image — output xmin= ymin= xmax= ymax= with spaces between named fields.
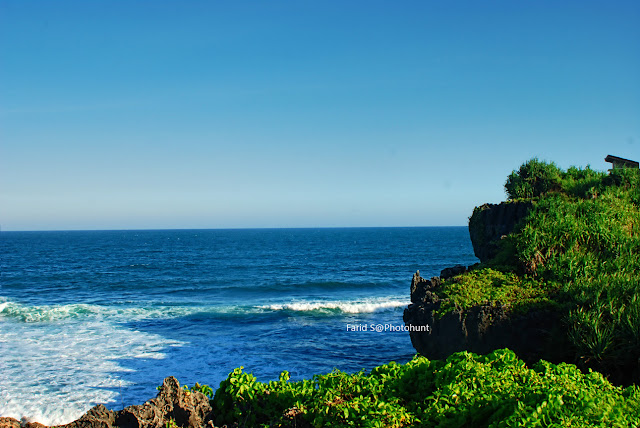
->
xmin=403 ymin=271 xmax=570 ymax=365
xmin=468 ymin=201 xmax=532 ymax=263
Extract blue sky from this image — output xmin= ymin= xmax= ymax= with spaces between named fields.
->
xmin=1 ymin=1 xmax=639 ymax=231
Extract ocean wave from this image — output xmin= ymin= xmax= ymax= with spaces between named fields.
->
xmin=0 ymin=301 xmax=100 ymax=322
xmin=0 ymin=300 xmax=198 ymax=323
xmin=0 ymin=296 xmax=409 ymax=324
xmin=260 ymin=298 xmax=409 ymax=314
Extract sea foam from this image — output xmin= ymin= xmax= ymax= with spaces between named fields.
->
xmin=260 ymin=297 xmax=409 ymax=314
xmin=0 ymin=299 xmax=183 ymax=425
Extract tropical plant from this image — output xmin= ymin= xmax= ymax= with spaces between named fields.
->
xmin=208 ymin=349 xmax=640 ymax=427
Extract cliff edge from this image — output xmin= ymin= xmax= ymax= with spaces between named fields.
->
xmin=404 ymin=159 xmax=640 ymax=386
xmin=467 ymin=201 xmax=531 ymax=263
xmin=403 ymin=270 xmax=570 ymax=366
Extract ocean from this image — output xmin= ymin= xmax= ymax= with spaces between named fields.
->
xmin=0 ymin=227 xmax=477 ymax=425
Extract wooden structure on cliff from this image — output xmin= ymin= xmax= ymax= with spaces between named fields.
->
xmin=605 ymin=155 xmax=639 ymax=170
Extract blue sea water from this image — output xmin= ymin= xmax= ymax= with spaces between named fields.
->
xmin=0 ymin=227 xmax=477 ymax=425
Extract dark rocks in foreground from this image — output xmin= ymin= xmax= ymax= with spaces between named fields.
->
xmin=0 ymin=377 xmax=220 ymax=428
xmin=404 ymin=270 xmax=571 ymax=366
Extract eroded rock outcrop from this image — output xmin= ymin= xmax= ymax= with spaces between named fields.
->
xmin=2 ymin=377 xmax=217 ymax=428
xmin=468 ymin=201 xmax=532 ymax=263
xmin=403 ymin=271 xmax=570 ymax=365
xmin=113 ymin=377 xmax=213 ymax=428
xmin=404 ymin=200 xmax=569 ymax=365
xmin=0 ymin=418 xmax=21 ymax=428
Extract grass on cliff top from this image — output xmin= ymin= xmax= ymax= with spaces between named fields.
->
xmin=434 ymin=268 xmax=562 ymax=319
xmin=209 ymin=348 xmax=640 ymax=428
xmin=439 ymin=159 xmax=640 ymax=381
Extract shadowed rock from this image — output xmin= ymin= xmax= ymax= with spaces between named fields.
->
xmin=439 ymin=265 xmax=467 ymax=280
xmin=468 ymin=201 xmax=532 ymax=263
xmin=409 ymin=271 xmax=441 ymax=304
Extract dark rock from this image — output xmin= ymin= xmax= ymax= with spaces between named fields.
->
xmin=24 ymin=423 xmax=47 ymax=428
xmin=406 ymin=262 xmax=570 ymax=365
xmin=409 ymin=271 xmax=441 ymax=303
xmin=404 ymin=297 xmax=571 ymax=365
xmin=439 ymin=265 xmax=467 ymax=280
xmin=468 ymin=201 xmax=532 ymax=263
xmin=0 ymin=417 xmax=47 ymax=428
xmin=114 ymin=405 xmax=160 ymax=428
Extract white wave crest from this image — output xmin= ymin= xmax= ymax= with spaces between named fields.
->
xmin=0 ymin=301 xmax=101 ymax=322
xmin=260 ymin=298 xmax=409 ymax=314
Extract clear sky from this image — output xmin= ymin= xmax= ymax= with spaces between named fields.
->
xmin=1 ymin=1 xmax=639 ymax=231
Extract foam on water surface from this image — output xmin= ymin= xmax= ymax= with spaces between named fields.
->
xmin=0 ymin=301 xmax=183 ymax=425
xmin=261 ymin=297 xmax=409 ymax=314
xmin=0 ymin=299 xmax=224 ymax=323
xmin=0 ymin=296 xmax=409 ymax=324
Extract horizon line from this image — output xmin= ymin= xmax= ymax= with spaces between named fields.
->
xmin=0 ymin=225 xmax=469 ymax=233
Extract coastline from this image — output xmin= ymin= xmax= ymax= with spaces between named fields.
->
xmin=0 ymin=377 xmax=216 ymax=428
xmin=4 ymin=350 xmax=638 ymax=428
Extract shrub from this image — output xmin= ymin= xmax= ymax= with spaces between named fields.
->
xmin=561 ymin=166 xmax=607 ymax=198
xmin=505 ymin=158 xmax=562 ymax=200
xmin=209 ymin=349 xmax=640 ymax=427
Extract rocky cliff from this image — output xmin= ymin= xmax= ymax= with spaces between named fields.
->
xmin=403 ymin=271 xmax=570 ymax=365
xmin=468 ymin=201 xmax=531 ymax=263
xmin=404 ymin=200 xmax=570 ymax=366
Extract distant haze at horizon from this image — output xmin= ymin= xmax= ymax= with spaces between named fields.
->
xmin=1 ymin=1 xmax=638 ymax=232
xmin=3 ymin=226 xmax=469 ymax=232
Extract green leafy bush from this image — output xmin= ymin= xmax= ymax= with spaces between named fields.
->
xmin=505 ymin=158 xmax=562 ymax=200
xmin=183 ymin=382 xmax=214 ymax=398
xmin=212 ymin=366 xmax=413 ymax=427
xmin=209 ymin=349 xmax=640 ymax=427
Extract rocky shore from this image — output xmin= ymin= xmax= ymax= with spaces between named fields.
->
xmin=0 ymin=377 xmax=220 ymax=428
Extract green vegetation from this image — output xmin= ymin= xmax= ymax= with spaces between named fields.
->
xmin=433 ymin=268 xmax=561 ymax=319
xmin=183 ymin=382 xmax=214 ymax=398
xmin=440 ymin=159 xmax=640 ymax=380
xmin=504 ymin=158 xmax=563 ymax=200
xmin=205 ymin=349 xmax=639 ymax=427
